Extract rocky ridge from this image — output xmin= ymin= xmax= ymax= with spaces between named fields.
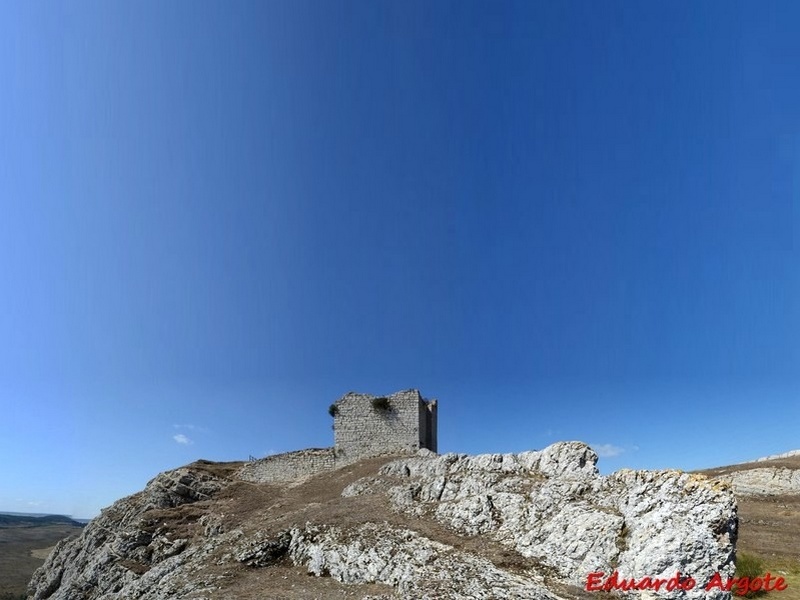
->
xmin=702 ymin=453 xmax=800 ymax=497
xmin=714 ymin=468 xmax=800 ymax=496
xmin=28 ymin=443 xmax=737 ymax=600
xmin=755 ymin=450 xmax=800 ymax=462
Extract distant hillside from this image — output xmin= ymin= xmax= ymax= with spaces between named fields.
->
xmin=700 ymin=453 xmax=800 ymax=478
xmin=755 ymin=449 xmax=800 ymax=462
xmin=0 ymin=513 xmax=85 ymax=528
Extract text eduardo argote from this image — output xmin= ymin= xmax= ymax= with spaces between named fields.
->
xmin=586 ymin=571 xmax=788 ymax=596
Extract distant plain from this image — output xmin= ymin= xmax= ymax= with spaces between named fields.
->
xmin=0 ymin=514 xmax=84 ymax=598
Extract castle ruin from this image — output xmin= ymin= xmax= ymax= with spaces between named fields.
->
xmin=239 ymin=389 xmax=438 ymax=483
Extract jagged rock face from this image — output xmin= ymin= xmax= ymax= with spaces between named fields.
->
xmin=714 ymin=468 xmax=800 ymax=496
xmin=344 ymin=443 xmax=737 ymax=599
xmin=28 ymin=443 xmax=737 ymax=600
xmin=27 ymin=465 xmax=232 ymax=600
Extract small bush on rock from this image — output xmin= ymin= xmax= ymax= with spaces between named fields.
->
xmin=371 ymin=397 xmax=391 ymax=411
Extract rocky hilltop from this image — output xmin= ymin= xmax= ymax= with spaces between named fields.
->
xmin=28 ymin=442 xmax=737 ymax=600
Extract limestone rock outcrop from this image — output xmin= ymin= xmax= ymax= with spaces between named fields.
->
xmin=344 ymin=442 xmax=737 ymax=599
xmin=27 ymin=443 xmax=737 ymax=600
xmin=287 ymin=523 xmax=558 ymax=599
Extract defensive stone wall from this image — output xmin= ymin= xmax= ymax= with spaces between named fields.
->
xmin=238 ymin=447 xmax=335 ymax=483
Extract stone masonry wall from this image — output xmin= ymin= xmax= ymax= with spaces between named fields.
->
xmin=333 ymin=389 xmax=434 ymax=466
xmin=238 ymin=448 xmax=335 ymax=483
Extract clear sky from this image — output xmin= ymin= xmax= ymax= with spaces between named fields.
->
xmin=1 ymin=1 xmax=798 ymax=519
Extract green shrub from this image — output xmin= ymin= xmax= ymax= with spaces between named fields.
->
xmin=371 ymin=397 xmax=391 ymax=411
xmin=328 ymin=404 xmax=339 ymax=417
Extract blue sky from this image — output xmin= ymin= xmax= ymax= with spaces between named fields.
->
xmin=1 ymin=2 xmax=798 ymax=519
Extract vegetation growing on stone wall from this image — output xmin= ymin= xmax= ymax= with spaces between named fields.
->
xmin=328 ymin=404 xmax=339 ymax=417
xmin=371 ymin=397 xmax=391 ymax=412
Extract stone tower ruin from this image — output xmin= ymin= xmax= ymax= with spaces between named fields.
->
xmin=332 ymin=389 xmax=438 ymax=465
xmin=239 ymin=388 xmax=438 ymax=483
